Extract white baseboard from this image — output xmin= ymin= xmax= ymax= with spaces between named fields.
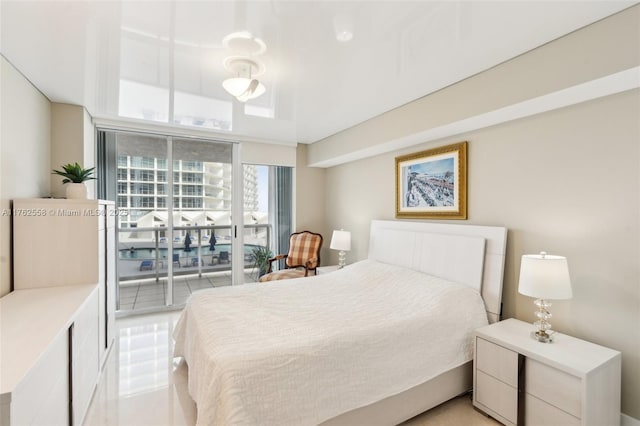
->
xmin=622 ymin=413 xmax=640 ymax=426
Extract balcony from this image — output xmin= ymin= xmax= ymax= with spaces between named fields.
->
xmin=117 ymin=224 xmax=271 ymax=282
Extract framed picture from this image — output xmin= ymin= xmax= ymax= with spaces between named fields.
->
xmin=395 ymin=141 xmax=467 ymax=219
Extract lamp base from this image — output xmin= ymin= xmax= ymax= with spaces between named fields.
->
xmin=337 ymin=251 xmax=346 ymax=269
xmin=530 ymin=298 xmax=554 ymax=343
xmin=531 ymin=330 xmax=554 ymax=343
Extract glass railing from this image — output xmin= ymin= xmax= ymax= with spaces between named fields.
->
xmin=117 ymin=223 xmax=271 ymax=281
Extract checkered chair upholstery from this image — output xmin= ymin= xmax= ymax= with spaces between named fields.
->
xmin=258 ymin=231 xmax=323 ymax=282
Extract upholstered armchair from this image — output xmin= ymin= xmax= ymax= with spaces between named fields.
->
xmin=258 ymin=231 xmax=323 ymax=282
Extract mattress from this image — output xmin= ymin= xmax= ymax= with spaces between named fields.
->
xmin=173 ymin=259 xmax=489 ymax=425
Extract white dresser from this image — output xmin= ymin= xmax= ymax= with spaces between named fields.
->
xmin=473 ymin=318 xmax=621 ymax=426
xmin=0 ymin=285 xmax=99 ymax=426
xmin=12 ymin=198 xmax=116 ymax=367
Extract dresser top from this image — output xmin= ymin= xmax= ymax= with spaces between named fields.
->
xmin=0 ymin=285 xmax=97 ymax=397
xmin=475 ymin=318 xmax=621 ymax=377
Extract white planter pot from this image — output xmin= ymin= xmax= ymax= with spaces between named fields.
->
xmin=66 ymin=183 xmax=87 ymax=199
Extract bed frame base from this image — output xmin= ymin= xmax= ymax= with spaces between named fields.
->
xmin=320 ymin=361 xmax=472 ymax=426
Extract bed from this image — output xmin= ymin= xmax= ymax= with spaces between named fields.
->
xmin=173 ymin=220 xmax=507 ymax=425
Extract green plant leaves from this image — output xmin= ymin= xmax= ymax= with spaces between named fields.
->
xmin=252 ymin=245 xmax=274 ymax=273
xmin=52 ymin=162 xmax=96 ymax=183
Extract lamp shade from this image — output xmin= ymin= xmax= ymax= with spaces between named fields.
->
xmin=518 ymin=252 xmax=572 ymax=300
xmin=330 ymin=230 xmax=351 ymax=251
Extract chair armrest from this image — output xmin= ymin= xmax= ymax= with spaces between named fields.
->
xmin=304 ymin=258 xmax=319 ymax=276
xmin=266 ymin=254 xmax=287 ymax=273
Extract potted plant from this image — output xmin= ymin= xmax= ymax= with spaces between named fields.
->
xmin=52 ymin=162 xmax=96 ymax=199
xmin=252 ymin=245 xmax=274 ymax=278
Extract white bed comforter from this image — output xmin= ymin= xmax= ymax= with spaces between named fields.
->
xmin=173 ymin=259 xmax=488 ymax=426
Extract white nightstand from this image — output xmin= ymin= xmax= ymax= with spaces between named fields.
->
xmin=316 ymin=265 xmax=341 ymax=275
xmin=473 ymin=318 xmax=621 ymax=426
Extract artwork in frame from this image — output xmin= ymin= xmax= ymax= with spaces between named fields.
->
xmin=395 ymin=141 xmax=467 ymax=219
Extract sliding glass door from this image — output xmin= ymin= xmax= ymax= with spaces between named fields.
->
xmin=98 ymin=130 xmax=237 ymax=313
xmin=168 ymin=137 xmax=235 ymax=306
xmin=114 ymin=133 xmax=171 ymax=311
xmin=241 ymin=165 xmax=292 ymax=282
xmin=97 ymin=129 xmax=293 ymax=314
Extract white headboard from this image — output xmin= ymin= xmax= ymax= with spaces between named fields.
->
xmin=368 ymin=220 xmax=507 ymax=323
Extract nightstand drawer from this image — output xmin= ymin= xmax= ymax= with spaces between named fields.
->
xmin=525 ymin=393 xmax=580 ymax=426
xmin=525 ymin=358 xmax=582 ymax=418
xmin=476 ymin=337 xmax=518 ymax=387
xmin=476 ymin=370 xmax=517 ymax=424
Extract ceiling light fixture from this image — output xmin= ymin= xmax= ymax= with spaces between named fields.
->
xmin=222 ymin=31 xmax=267 ymax=55
xmin=222 ymin=58 xmax=266 ymax=102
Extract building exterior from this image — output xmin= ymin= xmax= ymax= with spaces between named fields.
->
xmin=116 ymin=155 xmax=258 ymax=231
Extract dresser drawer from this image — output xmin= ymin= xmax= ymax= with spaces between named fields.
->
xmin=476 ymin=370 xmax=518 ymax=424
xmin=525 ymin=357 xmax=582 ymax=418
xmin=525 ymin=393 xmax=580 ymax=426
xmin=476 ymin=337 xmax=519 ymax=387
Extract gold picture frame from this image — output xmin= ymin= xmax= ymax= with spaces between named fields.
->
xmin=395 ymin=141 xmax=467 ymax=219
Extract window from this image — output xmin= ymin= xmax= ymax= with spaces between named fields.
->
xmin=182 ymin=185 xmax=202 ymax=196
xmin=130 ymin=183 xmax=154 ymax=194
xmin=117 ymin=168 xmax=128 ymax=180
xmin=131 ymin=169 xmax=154 ymax=182
xmin=182 ymin=198 xmax=203 ymax=209
xmin=130 ymin=156 xmax=155 ymax=168
xmin=181 ymin=160 xmax=202 ymax=171
xmin=131 ymin=196 xmax=155 ymax=208
xmin=97 ymin=129 xmax=294 ymax=315
xmin=182 ymin=172 xmax=203 ymax=183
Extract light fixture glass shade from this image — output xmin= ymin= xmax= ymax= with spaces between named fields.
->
xmin=221 ymin=57 xmax=266 ymax=102
xmin=222 ymin=77 xmax=266 ymax=102
xmin=222 ymin=77 xmax=252 ymax=97
xmin=518 ymin=252 xmax=572 ymax=300
xmin=330 ymin=230 xmax=351 ymax=251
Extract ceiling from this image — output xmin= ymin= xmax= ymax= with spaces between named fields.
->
xmin=0 ymin=1 xmax=635 ymax=146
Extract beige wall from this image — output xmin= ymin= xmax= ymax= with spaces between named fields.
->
xmin=316 ymin=8 xmax=640 ymax=418
xmin=324 ymin=90 xmax=639 ymax=418
xmin=295 ymin=144 xmax=328 ymax=258
xmin=242 ymin=141 xmax=296 ymax=167
xmin=50 ymin=103 xmax=96 ymax=198
xmin=0 ymin=57 xmax=51 ymax=297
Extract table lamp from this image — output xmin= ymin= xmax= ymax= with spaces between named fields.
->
xmin=518 ymin=251 xmax=572 ymax=343
xmin=330 ymin=230 xmax=351 ymax=269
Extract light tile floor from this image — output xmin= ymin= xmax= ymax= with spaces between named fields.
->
xmin=118 ymin=271 xmax=257 ymax=312
xmin=84 ymin=311 xmax=499 ymax=426
xmin=84 ymin=312 xmax=196 ymax=426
